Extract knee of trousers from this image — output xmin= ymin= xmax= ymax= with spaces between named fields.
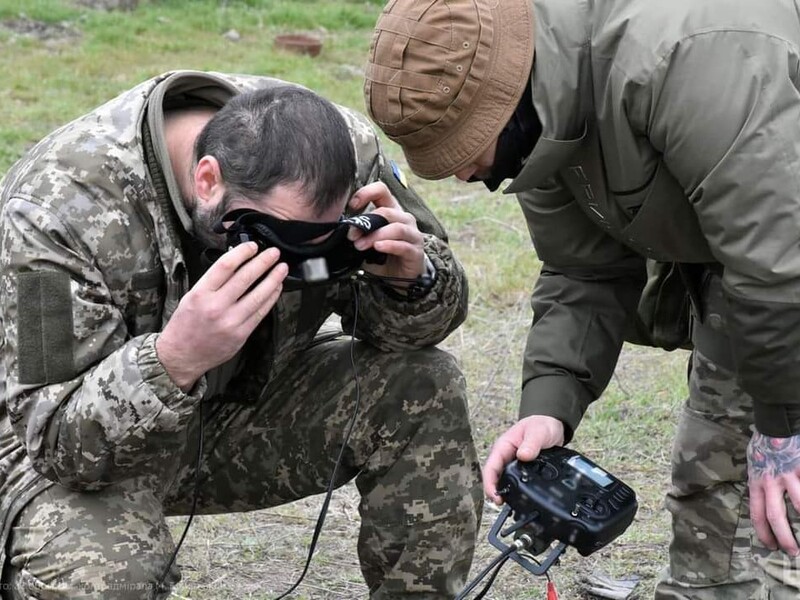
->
xmin=383 ymin=347 xmax=467 ymax=406
xmin=382 ymin=347 xmax=474 ymax=445
xmin=355 ymin=346 xmax=480 ymax=491
xmin=5 ymin=482 xmax=179 ymax=599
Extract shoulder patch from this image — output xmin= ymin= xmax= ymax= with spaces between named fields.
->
xmin=390 ymin=161 xmax=408 ymax=189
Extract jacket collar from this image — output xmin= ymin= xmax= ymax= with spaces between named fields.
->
xmin=504 ymin=125 xmax=587 ymax=193
xmin=505 ymin=0 xmax=593 ymax=193
xmin=145 ymin=71 xmax=239 ymax=236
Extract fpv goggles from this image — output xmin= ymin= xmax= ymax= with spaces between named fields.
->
xmin=211 ymin=208 xmax=388 ymax=289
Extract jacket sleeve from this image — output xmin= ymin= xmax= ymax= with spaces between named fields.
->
xmin=336 ymin=156 xmax=470 ymax=350
xmin=641 ymin=30 xmax=800 ymax=436
xmin=514 ymin=179 xmax=646 ymax=440
xmin=1 ymin=197 xmax=205 ymax=491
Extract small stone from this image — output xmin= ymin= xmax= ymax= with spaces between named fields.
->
xmin=223 ymin=29 xmax=241 ymax=42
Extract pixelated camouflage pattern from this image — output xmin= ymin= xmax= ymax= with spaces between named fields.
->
xmin=6 ymin=341 xmax=481 ymax=598
xmin=5 ymin=478 xmax=178 ymax=599
xmin=655 ymin=349 xmax=800 ymax=599
xmin=0 ymin=70 xmax=471 ymax=591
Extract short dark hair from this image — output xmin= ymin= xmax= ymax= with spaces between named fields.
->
xmin=194 ymin=85 xmax=356 ymax=216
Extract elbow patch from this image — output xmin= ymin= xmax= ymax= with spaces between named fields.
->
xmin=17 ymin=270 xmax=75 ymax=384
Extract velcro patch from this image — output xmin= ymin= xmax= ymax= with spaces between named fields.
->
xmin=18 ymin=270 xmax=75 ymax=384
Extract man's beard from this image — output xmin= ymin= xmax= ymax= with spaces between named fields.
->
xmin=187 ymin=192 xmax=234 ymax=250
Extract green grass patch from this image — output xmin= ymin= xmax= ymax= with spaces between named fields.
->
xmin=0 ymin=0 xmax=380 ymax=172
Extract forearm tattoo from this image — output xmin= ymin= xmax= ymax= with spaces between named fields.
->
xmin=748 ymin=432 xmax=800 ymax=479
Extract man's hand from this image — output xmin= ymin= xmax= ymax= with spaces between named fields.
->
xmin=483 ymin=415 xmax=565 ymax=504
xmin=347 ymin=182 xmax=425 ymax=282
xmin=156 ymin=243 xmax=288 ymax=392
xmin=747 ymin=431 xmax=800 ymax=556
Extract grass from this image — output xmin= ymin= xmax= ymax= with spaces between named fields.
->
xmin=0 ymin=0 xmax=379 ymax=170
xmin=0 ymin=1 xmax=689 ymax=598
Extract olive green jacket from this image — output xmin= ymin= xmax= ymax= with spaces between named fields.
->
xmin=0 ymin=71 xmax=468 ymax=568
xmin=510 ymin=0 xmax=800 ymax=438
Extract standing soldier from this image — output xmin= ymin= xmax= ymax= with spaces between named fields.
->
xmin=365 ymin=0 xmax=800 ymax=597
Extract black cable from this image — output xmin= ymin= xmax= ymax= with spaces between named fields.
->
xmin=456 ymin=533 xmax=546 ymax=600
xmin=519 ymin=550 xmax=552 ymax=583
xmin=150 ymin=271 xmax=371 ymax=598
xmin=271 ymin=281 xmax=363 ymax=599
xmin=154 ymin=396 xmax=205 ymax=598
xmin=471 ymin=554 xmax=511 ymax=600
xmin=470 ymin=553 xmax=552 ymax=600
xmin=455 ymin=545 xmax=519 ymax=600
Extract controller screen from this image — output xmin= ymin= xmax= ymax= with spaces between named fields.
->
xmin=567 ymin=456 xmax=614 ymax=488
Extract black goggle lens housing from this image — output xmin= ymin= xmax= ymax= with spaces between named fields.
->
xmin=211 ymin=209 xmax=388 ymax=288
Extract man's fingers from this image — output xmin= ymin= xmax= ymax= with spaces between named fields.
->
xmin=365 ymin=241 xmax=423 ymax=266
xmin=751 ymin=485 xmax=780 ymax=551
xmin=517 ymin=428 xmax=544 ymax=462
xmin=370 ymin=207 xmax=417 ymax=228
xmin=238 ymin=262 xmax=289 ymax=326
xmin=517 ymin=447 xmax=539 ymax=462
xmin=218 ymin=246 xmax=281 ymax=302
xmin=762 ymin=481 xmax=800 ymax=556
xmin=349 ymin=209 xmax=417 ymax=245
xmin=349 ymin=182 xmax=399 ymax=211
xmin=483 ymin=438 xmax=519 ymax=504
xmin=354 ymin=221 xmax=421 ymax=249
xmin=197 ymin=242 xmax=261 ymax=291
xmin=764 ymin=486 xmax=799 ymax=555
xmin=786 ymin=477 xmax=800 ymax=514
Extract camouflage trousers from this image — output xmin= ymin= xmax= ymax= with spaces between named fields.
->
xmin=1 ymin=338 xmax=483 ymax=599
xmin=655 ymin=275 xmax=800 ymax=599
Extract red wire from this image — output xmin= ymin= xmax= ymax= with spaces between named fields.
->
xmin=546 ymin=581 xmax=559 ymax=600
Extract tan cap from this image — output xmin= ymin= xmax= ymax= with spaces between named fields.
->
xmin=364 ymin=0 xmax=535 ymax=180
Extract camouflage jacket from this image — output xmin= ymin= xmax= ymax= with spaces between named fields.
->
xmin=0 ymin=71 xmax=469 ymax=567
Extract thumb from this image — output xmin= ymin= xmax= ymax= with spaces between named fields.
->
xmin=517 ymin=428 xmax=544 ymax=462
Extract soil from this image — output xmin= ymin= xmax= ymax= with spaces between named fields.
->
xmin=0 ymin=17 xmax=80 ymax=42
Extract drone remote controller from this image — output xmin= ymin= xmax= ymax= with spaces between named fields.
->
xmin=489 ymin=446 xmax=637 ymax=576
